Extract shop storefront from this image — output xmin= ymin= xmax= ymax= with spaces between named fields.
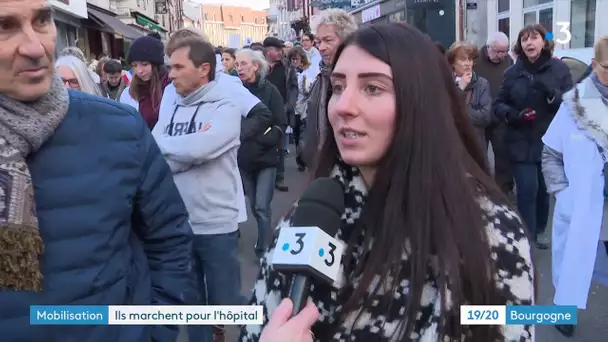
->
xmin=83 ymin=4 xmax=144 ymax=59
xmin=350 ymin=0 xmax=456 ymax=47
xmin=406 ymin=0 xmax=455 ymax=48
xmin=134 ymin=13 xmax=168 ymax=40
xmin=486 ymin=0 xmax=608 ymax=50
xmin=51 ymin=0 xmax=88 ymax=54
xmin=350 ymin=0 xmax=387 ymax=25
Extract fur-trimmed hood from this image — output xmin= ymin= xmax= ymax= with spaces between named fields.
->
xmin=563 ymin=76 xmax=608 ymax=153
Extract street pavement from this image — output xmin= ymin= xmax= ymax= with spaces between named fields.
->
xmin=179 ymin=152 xmax=608 ymax=342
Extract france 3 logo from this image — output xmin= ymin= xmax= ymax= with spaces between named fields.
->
xmin=546 ymin=22 xmax=572 ymax=45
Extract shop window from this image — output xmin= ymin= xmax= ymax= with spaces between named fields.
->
xmin=388 ymin=10 xmax=406 ymax=23
xmin=497 ymin=0 xmax=509 ymax=39
xmin=55 ymin=21 xmax=68 ymax=55
xmin=523 ymin=0 xmax=552 ymax=7
xmin=67 ymin=25 xmax=78 ymax=48
xmin=538 ymin=8 xmax=553 ymax=32
xmin=498 ymin=17 xmax=510 ymax=40
xmin=523 ymin=0 xmax=553 ymax=32
xmin=524 ymin=12 xmax=536 ymax=26
xmin=570 ymin=0 xmax=596 ymax=48
xmin=407 ymin=9 xmax=427 ymax=34
xmin=498 ymin=0 xmax=509 ymax=13
xmin=54 ymin=21 xmax=77 ymax=55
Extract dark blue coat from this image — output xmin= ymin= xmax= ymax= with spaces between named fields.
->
xmin=493 ymin=54 xmax=573 ymax=163
xmin=0 ymin=91 xmax=194 ymax=342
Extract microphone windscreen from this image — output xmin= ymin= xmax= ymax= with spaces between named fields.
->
xmin=290 ymin=178 xmax=345 ymax=237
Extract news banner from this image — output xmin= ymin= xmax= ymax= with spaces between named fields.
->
xmin=30 ymin=306 xmax=263 ymax=325
xmin=29 ymin=304 xmax=576 ymax=325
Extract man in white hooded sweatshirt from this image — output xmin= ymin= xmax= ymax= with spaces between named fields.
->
xmin=152 ymin=36 xmax=243 ymax=342
xmin=159 ymin=28 xmax=273 ymax=229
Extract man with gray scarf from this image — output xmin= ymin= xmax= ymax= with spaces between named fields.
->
xmin=0 ymin=1 xmax=194 ymax=341
xmin=298 ymin=8 xmax=357 ymax=168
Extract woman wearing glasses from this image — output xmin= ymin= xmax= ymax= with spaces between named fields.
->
xmin=56 ymin=55 xmax=104 ymax=96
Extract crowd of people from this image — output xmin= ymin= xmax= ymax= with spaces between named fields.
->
xmin=1 ymin=0 xmax=608 ymax=341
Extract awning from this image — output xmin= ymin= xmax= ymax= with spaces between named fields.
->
xmin=87 ymin=8 xmax=143 ymax=41
xmin=135 ymin=14 xmax=166 ymax=33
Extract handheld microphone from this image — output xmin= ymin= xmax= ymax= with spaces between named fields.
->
xmin=271 ymin=177 xmax=345 ymax=317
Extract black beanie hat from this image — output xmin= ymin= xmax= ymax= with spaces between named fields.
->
xmin=127 ymin=36 xmax=165 ymax=66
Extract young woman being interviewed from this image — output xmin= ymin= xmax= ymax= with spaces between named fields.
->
xmin=240 ymin=23 xmax=535 ymax=342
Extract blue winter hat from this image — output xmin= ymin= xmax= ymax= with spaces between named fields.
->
xmin=127 ymin=35 xmax=165 ymax=66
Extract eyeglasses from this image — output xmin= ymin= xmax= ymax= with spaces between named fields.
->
xmin=62 ymin=78 xmax=79 ymax=88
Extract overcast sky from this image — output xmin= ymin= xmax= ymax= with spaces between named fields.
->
xmin=191 ymin=0 xmax=271 ymax=10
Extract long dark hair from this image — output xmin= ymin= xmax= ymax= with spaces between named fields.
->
xmin=129 ymin=66 xmax=164 ymax=112
xmin=314 ymin=23 xmax=506 ymax=340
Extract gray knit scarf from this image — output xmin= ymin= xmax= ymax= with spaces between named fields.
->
xmin=0 ymin=76 xmax=69 ymax=291
xmin=590 ymin=72 xmax=608 ymax=102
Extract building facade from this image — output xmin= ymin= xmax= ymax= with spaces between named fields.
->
xmin=111 ymin=0 xmax=167 ymax=39
xmin=183 ymin=1 xmax=203 ymax=30
xmin=485 ymin=0 xmax=608 ymax=50
xmin=241 ymin=10 xmax=270 ymax=46
xmin=83 ymin=1 xmax=145 ymax=60
xmin=201 ymin=6 xmax=225 ymax=46
xmin=267 ymin=0 xmax=281 ymax=37
xmin=52 ymin=0 xmax=182 ymax=60
xmin=200 ymin=5 xmax=269 ymax=47
xmin=51 ymin=0 xmax=89 ymax=54
xmin=155 ymin=0 xmax=183 ymax=34
xmin=271 ymin=0 xmax=304 ymax=40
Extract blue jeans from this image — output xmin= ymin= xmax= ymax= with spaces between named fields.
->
xmin=241 ymin=167 xmax=276 ymax=250
xmin=512 ymin=162 xmax=549 ymax=238
xmin=187 ymin=232 xmax=243 ymax=342
xmin=277 ymin=138 xmax=286 ymax=183
xmin=284 ymin=132 xmax=291 ymax=149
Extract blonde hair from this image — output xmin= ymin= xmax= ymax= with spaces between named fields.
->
xmin=310 ymin=8 xmax=357 ymax=40
xmin=595 ymin=36 xmax=608 ymax=61
xmin=166 ymin=27 xmax=211 ymax=55
xmin=235 ymin=48 xmax=268 ymax=77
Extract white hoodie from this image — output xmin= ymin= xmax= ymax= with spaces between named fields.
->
xmin=159 ymin=72 xmax=260 ymax=223
xmin=152 ymin=80 xmax=242 ymax=235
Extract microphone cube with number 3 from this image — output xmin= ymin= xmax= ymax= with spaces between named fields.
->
xmin=271 ymin=226 xmax=345 ymax=284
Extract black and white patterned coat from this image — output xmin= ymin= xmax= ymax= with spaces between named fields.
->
xmin=239 ymin=163 xmax=535 ymax=341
